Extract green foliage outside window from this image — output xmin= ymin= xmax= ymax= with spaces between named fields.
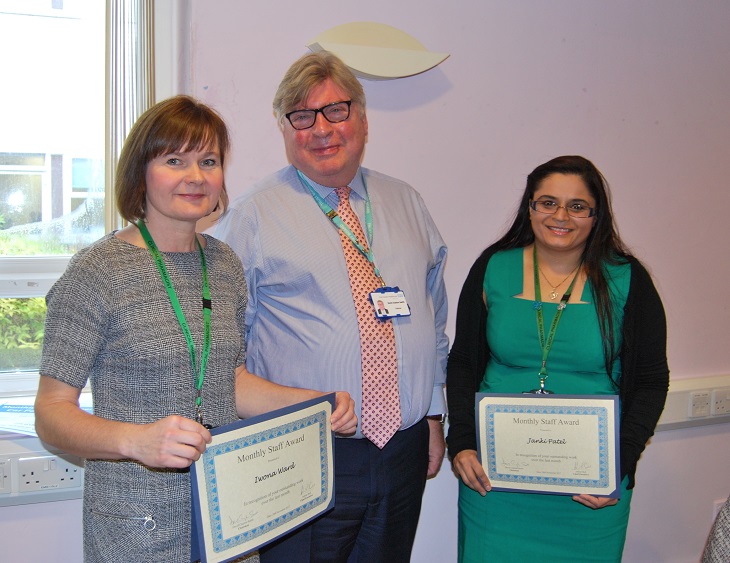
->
xmin=0 ymin=298 xmax=46 ymax=371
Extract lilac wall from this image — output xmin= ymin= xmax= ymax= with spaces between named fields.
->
xmin=2 ymin=3 xmax=727 ymax=561
xmin=185 ymin=1 xmax=730 ymax=560
xmin=190 ymin=0 xmax=730 ymax=380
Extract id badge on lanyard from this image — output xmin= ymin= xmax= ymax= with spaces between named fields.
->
xmin=370 ymin=286 xmax=411 ymax=320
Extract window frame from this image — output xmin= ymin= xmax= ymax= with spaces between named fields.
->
xmin=0 ymin=0 xmax=178 ymax=394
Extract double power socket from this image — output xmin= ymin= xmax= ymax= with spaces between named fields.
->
xmin=0 ymin=454 xmax=83 ymax=497
xmin=689 ymin=387 xmax=730 ymax=418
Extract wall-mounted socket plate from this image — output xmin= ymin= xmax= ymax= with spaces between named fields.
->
xmin=711 ymin=388 xmax=730 ymax=416
xmin=18 ymin=455 xmax=82 ymax=493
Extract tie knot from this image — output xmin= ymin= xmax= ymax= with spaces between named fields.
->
xmin=335 ymin=186 xmax=351 ymax=201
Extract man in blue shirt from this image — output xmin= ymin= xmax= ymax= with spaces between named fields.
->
xmin=217 ymin=51 xmax=448 ymax=563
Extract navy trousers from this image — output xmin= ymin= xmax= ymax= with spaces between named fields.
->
xmin=259 ymin=418 xmax=430 ymax=563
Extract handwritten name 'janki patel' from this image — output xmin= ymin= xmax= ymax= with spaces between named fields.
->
xmin=525 ymin=437 xmax=567 ymax=445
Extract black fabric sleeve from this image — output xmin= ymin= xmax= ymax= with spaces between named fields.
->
xmin=618 ymin=259 xmax=670 ymax=488
xmin=445 ymin=248 xmax=494 ymax=459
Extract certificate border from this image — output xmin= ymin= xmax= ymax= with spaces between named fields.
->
xmin=205 ymin=411 xmax=330 ymax=552
xmin=475 ymin=393 xmax=620 ymax=497
xmin=191 ymin=394 xmax=335 ymax=562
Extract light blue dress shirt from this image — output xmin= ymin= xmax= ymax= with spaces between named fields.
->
xmin=217 ymin=165 xmax=448 ymax=438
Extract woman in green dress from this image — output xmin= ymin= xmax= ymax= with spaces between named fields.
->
xmin=446 ymin=155 xmax=669 ymax=562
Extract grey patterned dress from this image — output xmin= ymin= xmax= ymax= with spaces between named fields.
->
xmin=703 ymin=496 xmax=730 ymax=563
xmin=41 ymin=233 xmax=259 ymax=563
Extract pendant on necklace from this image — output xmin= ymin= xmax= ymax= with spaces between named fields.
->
xmin=549 ymin=290 xmax=558 ymax=300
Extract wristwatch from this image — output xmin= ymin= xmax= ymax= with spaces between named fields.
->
xmin=426 ymin=414 xmax=446 ymax=425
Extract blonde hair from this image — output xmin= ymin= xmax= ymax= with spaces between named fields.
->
xmin=273 ymin=52 xmax=365 ymax=124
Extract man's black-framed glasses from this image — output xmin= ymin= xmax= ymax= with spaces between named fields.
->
xmin=529 ymin=199 xmax=596 ymax=218
xmin=285 ymin=100 xmax=352 ymax=130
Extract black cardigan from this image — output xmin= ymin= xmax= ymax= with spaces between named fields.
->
xmin=445 ymin=246 xmax=669 ymax=488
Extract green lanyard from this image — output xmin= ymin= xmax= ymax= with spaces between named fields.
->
xmin=531 ymin=245 xmax=581 ymax=394
xmin=136 ymin=220 xmax=212 ymax=426
xmin=297 ymin=169 xmax=385 ymax=285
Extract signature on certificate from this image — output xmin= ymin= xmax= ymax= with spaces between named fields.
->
xmin=300 ymin=480 xmax=315 ymax=499
xmin=500 ymin=458 xmax=528 ymax=471
xmin=228 ymin=510 xmax=258 ymax=529
xmin=573 ymin=460 xmax=592 ymax=470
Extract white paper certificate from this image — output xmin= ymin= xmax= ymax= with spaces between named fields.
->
xmin=191 ymin=395 xmax=335 ymax=563
xmin=476 ymin=394 xmax=620 ymax=497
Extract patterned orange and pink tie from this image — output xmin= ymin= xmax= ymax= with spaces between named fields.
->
xmin=335 ymin=186 xmax=401 ymax=449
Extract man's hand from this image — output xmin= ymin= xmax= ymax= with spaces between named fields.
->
xmin=331 ymin=391 xmax=357 ymax=435
xmin=426 ymin=418 xmax=446 ymax=478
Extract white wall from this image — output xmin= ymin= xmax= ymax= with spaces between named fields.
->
xmin=186 ymin=1 xmax=730 ymax=561
xmin=2 ymin=1 xmax=727 ymax=561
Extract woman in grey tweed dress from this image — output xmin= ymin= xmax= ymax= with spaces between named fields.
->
xmin=34 ymin=96 xmax=357 ymax=563
xmin=703 ymin=496 xmax=730 ymax=563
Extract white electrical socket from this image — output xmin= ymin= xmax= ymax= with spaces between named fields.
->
xmin=711 ymin=388 xmax=730 ymax=416
xmin=0 ymin=459 xmax=10 ymax=494
xmin=18 ymin=455 xmax=83 ymax=493
xmin=689 ymin=391 xmax=711 ymax=418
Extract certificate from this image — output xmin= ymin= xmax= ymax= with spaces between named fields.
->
xmin=191 ymin=395 xmax=335 ymax=563
xmin=476 ymin=393 xmax=620 ymax=497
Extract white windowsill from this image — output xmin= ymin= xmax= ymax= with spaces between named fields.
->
xmin=0 ymin=372 xmax=42 ymax=398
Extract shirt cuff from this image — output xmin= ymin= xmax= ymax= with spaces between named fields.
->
xmin=428 ymin=384 xmax=447 ymax=417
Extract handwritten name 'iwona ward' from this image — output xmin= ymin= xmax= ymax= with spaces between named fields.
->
xmin=252 ymin=461 xmax=296 ymax=484
xmin=235 ymin=434 xmax=306 ymax=484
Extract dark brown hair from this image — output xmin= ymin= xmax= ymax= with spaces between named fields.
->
xmin=115 ymin=95 xmax=231 ymax=222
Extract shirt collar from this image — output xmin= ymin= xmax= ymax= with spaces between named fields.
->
xmin=296 ymin=167 xmax=366 ymax=201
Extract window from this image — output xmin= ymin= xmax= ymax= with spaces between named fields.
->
xmin=0 ymin=0 xmax=159 ymax=391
